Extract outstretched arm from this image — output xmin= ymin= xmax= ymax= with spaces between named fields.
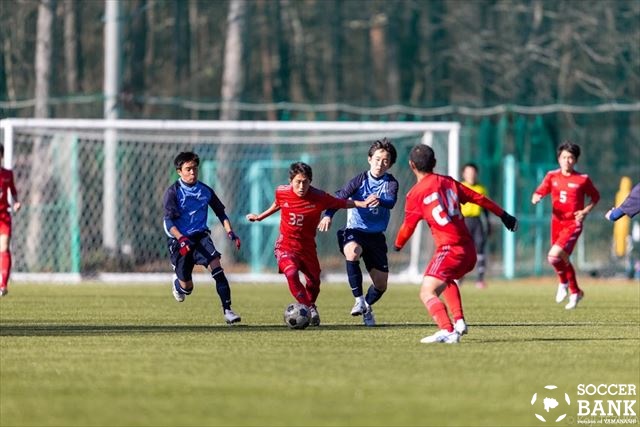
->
xmin=246 ymin=201 xmax=280 ymax=222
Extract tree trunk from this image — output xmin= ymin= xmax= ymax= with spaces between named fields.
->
xmin=63 ymin=0 xmax=79 ymax=116
xmin=257 ymin=0 xmax=276 ymax=120
xmin=220 ymin=0 xmax=247 ymax=121
xmin=28 ymin=0 xmax=55 ymax=270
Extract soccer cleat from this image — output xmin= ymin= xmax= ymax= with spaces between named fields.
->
xmin=0 ymin=287 xmax=7 ymax=297
xmin=454 ymin=318 xmax=468 ymax=336
xmin=309 ymin=305 xmax=321 ymax=326
xmin=172 ymin=275 xmax=185 ymax=302
xmin=420 ymin=329 xmax=460 ymax=344
xmin=564 ymin=291 xmax=584 ymax=310
xmin=223 ymin=309 xmax=241 ymax=324
xmin=350 ymin=298 xmax=366 ymax=316
xmin=363 ymin=304 xmax=376 ymax=327
xmin=555 ymin=283 xmax=569 ymax=303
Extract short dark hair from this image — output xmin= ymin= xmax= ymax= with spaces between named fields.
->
xmin=556 ymin=141 xmax=581 ymax=160
xmin=368 ymin=138 xmax=397 ymax=166
xmin=174 ymin=152 xmax=200 ymax=169
xmin=289 ymin=161 xmax=313 ymax=181
xmin=409 ymin=144 xmax=436 ymax=173
xmin=462 ymin=162 xmax=478 ymax=172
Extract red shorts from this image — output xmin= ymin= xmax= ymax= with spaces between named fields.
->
xmin=550 ymin=218 xmax=583 ymax=255
xmin=424 ymin=242 xmax=477 ymax=282
xmin=0 ymin=213 xmax=11 ymax=236
xmin=275 ymin=247 xmax=321 ymax=286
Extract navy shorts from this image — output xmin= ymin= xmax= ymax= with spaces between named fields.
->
xmin=337 ymin=228 xmax=389 ymax=273
xmin=168 ymin=232 xmax=221 ymax=282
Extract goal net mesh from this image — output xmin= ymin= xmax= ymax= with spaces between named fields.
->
xmin=3 ymin=121 xmax=458 ymax=281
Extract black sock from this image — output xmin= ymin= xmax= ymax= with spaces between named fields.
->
xmin=346 ymin=260 xmax=363 ymax=297
xmin=212 ymin=266 xmax=231 ymax=310
xmin=365 ymin=284 xmax=385 ymax=306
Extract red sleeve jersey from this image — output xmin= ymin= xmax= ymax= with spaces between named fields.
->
xmin=395 ymin=173 xmax=504 ymax=249
xmin=0 ymin=168 xmax=18 ymax=213
xmin=534 ymin=169 xmax=600 ymax=220
xmin=275 ymin=185 xmax=348 ymax=252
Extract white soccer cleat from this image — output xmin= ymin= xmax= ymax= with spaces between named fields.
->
xmin=350 ymin=298 xmax=366 ymax=316
xmin=363 ymin=304 xmax=376 ymax=327
xmin=309 ymin=305 xmax=321 ymax=326
xmin=555 ymin=283 xmax=569 ymax=303
xmin=454 ymin=318 xmax=468 ymax=336
xmin=172 ymin=275 xmax=185 ymax=302
xmin=564 ymin=291 xmax=584 ymax=310
xmin=0 ymin=287 xmax=7 ymax=297
xmin=420 ymin=329 xmax=460 ymax=344
xmin=224 ymin=309 xmax=241 ymax=324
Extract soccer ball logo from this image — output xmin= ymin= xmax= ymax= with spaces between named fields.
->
xmin=531 ymin=385 xmax=571 ymax=422
xmin=283 ymin=303 xmax=311 ymax=329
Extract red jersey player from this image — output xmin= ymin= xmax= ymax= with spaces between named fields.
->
xmin=532 ymin=141 xmax=600 ymax=310
xmin=394 ymin=145 xmax=517 ymax=344
xmin=246 ymin=162 xmax=374 ymax=326
xmin=0 ymin=144 xmax=21 ymax=297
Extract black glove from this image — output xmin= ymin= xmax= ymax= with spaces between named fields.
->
xmin=500 ymin=212 xmax=518 ymax=232
xmin=228 ymin=231 xmax=241 ymax=250
xmin=178 ymin=236 xmax=192 ymax=256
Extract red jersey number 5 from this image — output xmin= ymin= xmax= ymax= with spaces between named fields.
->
xmin=423 ymin=190 xmax=461 ymax=226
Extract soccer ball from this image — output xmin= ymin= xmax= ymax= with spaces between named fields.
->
xmin=283 ymin=302 xmax=311 ymax=329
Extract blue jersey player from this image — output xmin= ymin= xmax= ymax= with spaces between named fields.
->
xmin=163 ymin=152 xmax=242 ymax=324
xmin=318 ymin=138 xmax=398 ymax=326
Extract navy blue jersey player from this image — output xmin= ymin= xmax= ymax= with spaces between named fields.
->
xmin=318 ymin=138 xmax=398 ymax=326
xmin=163 ymin=152 xmax=242 ymax=324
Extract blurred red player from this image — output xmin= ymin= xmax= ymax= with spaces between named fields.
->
xmin=0 ymin=144 xmax=22 ymax=297
xmin=532 ymin=141 xmax=600 ymax=310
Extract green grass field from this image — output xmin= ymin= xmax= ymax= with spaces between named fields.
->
xmin=1 ymin=279 xmax=638 ymax=427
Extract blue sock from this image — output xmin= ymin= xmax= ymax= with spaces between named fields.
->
xmin=346 ymin=260 xmax=363 ymax=297
xmin=174 ymin=278 xmax=192 ymax=295
xmin=365 ymin=284 xmax=385 ymax=306
xmin=212 ymin=266 xmax=231 ymax=310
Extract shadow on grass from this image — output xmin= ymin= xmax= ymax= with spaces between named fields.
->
xmin=0 ymin=323 xmax=433 ymax=336
xmin=1 ymin=321 xmax=637 ymax=337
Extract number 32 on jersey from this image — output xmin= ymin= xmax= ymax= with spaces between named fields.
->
xmin=423 ymin=190 xmax=461 ymax=226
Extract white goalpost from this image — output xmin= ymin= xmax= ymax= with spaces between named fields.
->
xmin=1 ymin=119 xmax=460 ymax=284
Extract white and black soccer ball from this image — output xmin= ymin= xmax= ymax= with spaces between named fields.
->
xmin=283 ymin=302 xmax=311 ymax=329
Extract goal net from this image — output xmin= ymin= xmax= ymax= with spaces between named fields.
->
xmin=1 ymin=119 xmax=460 ymax=283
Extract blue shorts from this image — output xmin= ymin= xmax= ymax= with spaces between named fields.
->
xmin=168 ymin=231 xmax=221 ymax=282
xmin=337 ymin=228 xmax=389 ymax=273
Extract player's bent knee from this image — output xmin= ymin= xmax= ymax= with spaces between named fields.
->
xmin=547 ymin=254 xmax=564 ymax=267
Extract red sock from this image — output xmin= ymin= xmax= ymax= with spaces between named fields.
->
xmin=424 ymin=297 xmax=453 ymax=332
xmin=548 ymin=255 xmax=568 ymax=284
xmin=565 ymin=262 xmax=580 ymax=294
xmin=441 ymin=282 xmax=464 ymax=321
xmin=304 ymin=278 xmax=320 ymax=306
xmin=284 ymin=268 xmax=311 ymax=306
xmin=0 ymin=251 xmax=10 ymax=288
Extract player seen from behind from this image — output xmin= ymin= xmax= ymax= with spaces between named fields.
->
xmin=318 ymin=138 xmax=398 ymax=326
xmin=246 ymin=162 xmax=374 ymax=326
xmin=531 ymin=141 xmax=600 ymax=310
xmin=394 ymin=145 xmax=518 ymax=344
xmin=163 ymin=151 xmax=242 ymax=324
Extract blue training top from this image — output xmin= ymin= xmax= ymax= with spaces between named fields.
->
xmin=163 ymin=179 xmax=228 ymax=237
xmin=324 ymin=171 xmax=398 ymax=233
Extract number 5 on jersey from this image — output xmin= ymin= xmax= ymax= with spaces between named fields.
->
xmin=288 ymin=213 xmax=304 ymax=226
xmin=423 ymin=190 xmax=461 ymax=226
